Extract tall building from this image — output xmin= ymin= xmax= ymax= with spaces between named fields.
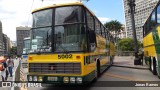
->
xmin=123 ymin=0 xmax=159 ymax=41
xmin=0 ymin=20 xmax=4 ymax=55
xmin=3 ymin=34 xmax=12 ymax=55
xmin=3 ymin=34 xmax=8 ymax=54
xmin=16 ymin=26 xmax=31 ymax=56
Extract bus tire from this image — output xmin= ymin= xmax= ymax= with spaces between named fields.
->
xmin=95 ymin=60 xmax=100 ymax=79
xmin=152 ymin=57 xmax=157 ymax=75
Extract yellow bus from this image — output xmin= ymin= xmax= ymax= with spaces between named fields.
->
xmin=27 ymin=2 xmax=115 ymax=84
xmin=143 ymin=1 xmax=160 ymax=78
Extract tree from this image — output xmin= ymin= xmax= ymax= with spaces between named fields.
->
xmin=104 ymin=20 xmax=124 ymax=50
xmin=8 ymin=47 xmax=17 ymax=57
xmin=118 ymin=38 xmax=142 ymax=51
xmin=104 ymin=20 xmax=124 ymax=33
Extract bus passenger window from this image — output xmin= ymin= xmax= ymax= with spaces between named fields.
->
xmin=157 ymin=5 xmax=160 ymax=23
xmin=89 ymin=30 xmax=96 ymax=51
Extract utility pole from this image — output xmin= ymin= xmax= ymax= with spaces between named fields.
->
xmin=127 ymin=0 xmax=140 ymax=65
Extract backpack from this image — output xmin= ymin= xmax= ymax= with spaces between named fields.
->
xmin=0 ymin=63 xmax=5 ymax=71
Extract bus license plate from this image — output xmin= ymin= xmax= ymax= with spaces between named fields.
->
xmin=48 ymin=77 xmax=58 ymax=81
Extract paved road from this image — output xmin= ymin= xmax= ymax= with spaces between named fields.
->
xmin=22 ymin=56 xmax=160 ymax=90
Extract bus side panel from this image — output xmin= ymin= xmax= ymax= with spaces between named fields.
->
xmin=143 ymin=32 xmax=156 ymax=64
xmin=154 ymin=26 xmax=160 ymax=76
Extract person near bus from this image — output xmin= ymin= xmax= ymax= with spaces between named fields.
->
xmin=6 ymin=56 xmax=14 ymax=77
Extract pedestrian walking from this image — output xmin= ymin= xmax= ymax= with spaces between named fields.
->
xmin=7 ymin=56 xmax=14 ymax=77
xmin=0 ymin=56 xmax=8 ymax=81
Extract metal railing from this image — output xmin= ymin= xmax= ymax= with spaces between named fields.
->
xmin=11 ymin=60 xmax=20 ymax=90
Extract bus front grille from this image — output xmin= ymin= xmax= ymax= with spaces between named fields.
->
xmin=29 ymin=63 xmax=81 ymax=74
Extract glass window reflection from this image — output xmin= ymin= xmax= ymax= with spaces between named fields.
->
xmin=32 ymin=9 xmax=52 ymax=27
xmin=55 ymin=6 xmax=81 ymax=25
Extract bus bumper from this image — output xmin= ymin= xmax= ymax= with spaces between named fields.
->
xmin=27 ymin=71 xmax=95 ymax=85
xmin=27 ymin=75 xmax=92 ymax=85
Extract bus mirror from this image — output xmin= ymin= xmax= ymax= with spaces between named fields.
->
xmin=89 ymin=30 xmax=96 ymax=43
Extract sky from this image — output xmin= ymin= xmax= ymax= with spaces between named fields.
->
xmin=0 ymin=0 xmax=125 ymax=41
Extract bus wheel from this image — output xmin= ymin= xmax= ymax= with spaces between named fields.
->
xmin=95 ymin=60 xmax=100 ymax=78
xmin=152 ymin=57 xmax=157 ymax=75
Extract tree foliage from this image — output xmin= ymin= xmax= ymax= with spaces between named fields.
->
xmin=104 ymin=20 xmax=124 ymax=33
xmin=8 ymin=46 xmax=17 ymax=57
xmin=118 ymin=38 xmax=142 ymax=51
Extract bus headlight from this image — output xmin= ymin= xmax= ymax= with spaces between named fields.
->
xmin=38 ymin=76 xmax=43 ymax=82
xmin=70 ymin=77 xmax=75 ymax=83
xmin=63 ymin=77 xmax=69 ymax=83
xmin=76 ymin=77 xmax=82 ymax=83
xmin=33 ymin=76 xmax=37 ymax=81
xmin=28 ymin=76 xmax=32 ymax=81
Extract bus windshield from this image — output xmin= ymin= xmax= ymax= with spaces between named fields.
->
xmin=30 ymin=6 xmax=87 ymax=53
xmin=54 ymin=6 xmax=87 ymax=52
xmin=54 ymin=25 xmax=86 ymax=52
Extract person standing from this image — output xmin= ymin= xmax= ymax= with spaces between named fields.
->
xmin=0 ymin=57 xmax=8 ymax=81
xmin=7 ymin=57 xmax=14 ymax=77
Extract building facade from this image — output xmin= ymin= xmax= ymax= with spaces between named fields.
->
xmin=0 ymin=20 xmax=4 ymax=55
xmin=123 ymin=0 xmax=159 ymax=41
xmin=117 ymin=30 xmax=127 ymax=39
xmin=16 ymin=26 xmax=31 ymax=56
xmin=3 ymin=34 xmax=12 ymax=55
xmin=111 ymin=25 xmax=127 ymax=39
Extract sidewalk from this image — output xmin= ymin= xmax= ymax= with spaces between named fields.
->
xmin=0 ymin=59 xmax=20 ymax=90
xmin=113 ymin=56 xmax=149 ymax=69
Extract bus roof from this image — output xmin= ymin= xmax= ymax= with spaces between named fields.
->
xmin=32 ymin=2 xmax=95 ymax=16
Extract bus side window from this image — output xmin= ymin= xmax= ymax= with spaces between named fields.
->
xmin=157 ymin=4 xmax=160 ymax=24
xmin=150 ymin=10 xmax=156 ymax=30
xmin=89 ymin=30 xmax=96 ymax=51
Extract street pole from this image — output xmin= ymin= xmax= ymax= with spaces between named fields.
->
xmin=127 ymin=0 xmax=139 ymax=65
